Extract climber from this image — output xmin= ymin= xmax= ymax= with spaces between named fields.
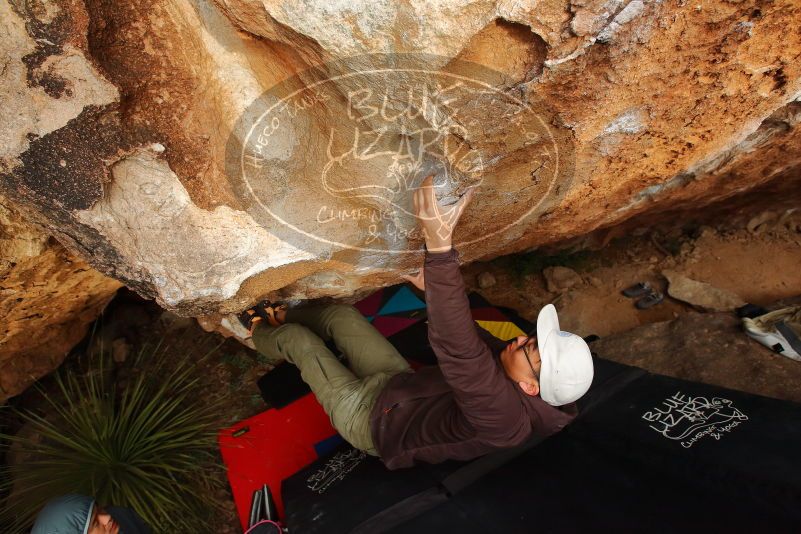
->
xmin=237 ymin=175 xmax=594 ymax=469
xmin=31 ymin=494 xmax=151 ymax=534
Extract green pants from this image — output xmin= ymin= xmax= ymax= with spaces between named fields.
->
xmin=251 ymin=303 xmax=411 ymax=455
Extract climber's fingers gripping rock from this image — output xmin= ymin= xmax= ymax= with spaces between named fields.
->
xmin=412 ymin=174 xmax=476 ymax=253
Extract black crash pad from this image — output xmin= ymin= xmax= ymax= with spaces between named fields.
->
xmin=282 ymin=356 xmax=801 ymax=532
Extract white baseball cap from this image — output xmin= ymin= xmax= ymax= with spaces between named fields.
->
xmin=536 ymin=304 xmax=594 ymax=406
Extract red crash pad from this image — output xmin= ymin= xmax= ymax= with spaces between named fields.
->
xmin=218 ymin=394 xmax=338 ymax=530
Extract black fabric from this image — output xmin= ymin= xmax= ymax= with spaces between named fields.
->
xmin=394 ymin=427 xmax=800 ymax=534
xmin=575 ymin=355 xmax=646 ymax=414
xmin=385 ymin=319 xmax=438 ymax=365
xmin=281 ymin=443 xmax=459 ymax=533
xmin=256 ymin=362 xmax=310 ymax=408
xmin=344 ymin=357 xmax=642 ymax=534
xmin=106 ymin=506 xmax=151 ymax=534
xmin=349 ymin=434 xmax=549 ymax=534
xmin=440 ymin=374 xmax=801 ymax=532
xmin=350 ymin=487 xmax=448 ymax=534
xmin=570 ymin=372 xmax=801 ymax=519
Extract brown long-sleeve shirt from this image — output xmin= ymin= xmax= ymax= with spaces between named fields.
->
xmin=369 ymin=247 xmax=576 ymax=470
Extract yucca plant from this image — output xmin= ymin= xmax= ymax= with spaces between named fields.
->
xmin=0 ymin=338 xmax=226 ymax=532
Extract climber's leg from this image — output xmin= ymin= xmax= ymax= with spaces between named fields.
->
xmin=285 ymin=303 xmax=411 ymax=379
xmin=250 ymin=322 xmax=382 ymax=454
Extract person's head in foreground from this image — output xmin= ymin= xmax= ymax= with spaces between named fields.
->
xmin=32 ymin=494 xmax=149 ymax=534
xmin=32 ymin=494 xmax=117 ymax=534
xmin=500 ymin=304 xmax=594 ymax=406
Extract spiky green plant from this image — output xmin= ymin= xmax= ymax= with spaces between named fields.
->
xmin=0 ymin=339 xmax=226 ymax=532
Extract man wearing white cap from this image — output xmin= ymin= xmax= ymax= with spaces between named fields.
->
xmin=240 ymin=176 xmax=594 ymax=470
xmin=499 ymin=303 xmax=595 ymax=407
xmin=372 ymin=176 xmax=594 ymax=468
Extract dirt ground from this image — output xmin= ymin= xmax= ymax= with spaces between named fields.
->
xmin=463 ymin=214 xmax=801 ymax=339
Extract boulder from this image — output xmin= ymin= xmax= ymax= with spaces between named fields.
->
xmin=543 ymin=266 xmax=583 ymax=293
xmin=0 ymin=0 xmax=800 ymax=322
xmin=662 ymin=270 xmax=746 ymax=312
xmin=0 ymin=197 xmax=120 ymax=401
xmin=477 ymin=271 xmax=497 ymax=289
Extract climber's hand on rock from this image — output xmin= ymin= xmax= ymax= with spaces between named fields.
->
xmin=412 ymin=174 xmax=475 ymax=253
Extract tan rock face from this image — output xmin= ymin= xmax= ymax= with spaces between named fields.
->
xmin=0 ymin=197 xmax=120 ymax=401
xmin=1 ymin=0 xmax=800 ymax=320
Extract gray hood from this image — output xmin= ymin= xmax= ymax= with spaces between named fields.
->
xmin=32 ymin=494 xmax=95 ymax=534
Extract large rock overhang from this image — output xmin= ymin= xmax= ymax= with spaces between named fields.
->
xmin=1 ymin=0 xmax=800 ymax=316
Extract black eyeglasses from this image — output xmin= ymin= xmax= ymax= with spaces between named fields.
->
xmin=520 ymin=330 xmax=539 ymax=379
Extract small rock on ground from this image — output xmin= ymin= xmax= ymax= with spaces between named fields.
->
xmin=543 ymin=266 xmax=583 ymax=293
xmin=477 ymin=271 xmax=497 ymax=289
xmin=662 ymin=270 xmax=746 ymax=312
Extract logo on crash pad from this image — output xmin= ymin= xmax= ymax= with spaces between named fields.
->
xmin=306 ymin=447 xmax=366 ymax=494
xmin=228 ymin=54 xmax=575 ymax=263
xmin=642 ymin=391 xmax=748 ymax=448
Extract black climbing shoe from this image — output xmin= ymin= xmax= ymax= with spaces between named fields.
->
xmin=635 ymin=290 xmax=664 ymax=310
xmin=622 ymin=282 xmax=652 ymax=298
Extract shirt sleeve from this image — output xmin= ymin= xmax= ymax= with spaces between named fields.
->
xmin=424 ymin=246 xmax=527 ymax=442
